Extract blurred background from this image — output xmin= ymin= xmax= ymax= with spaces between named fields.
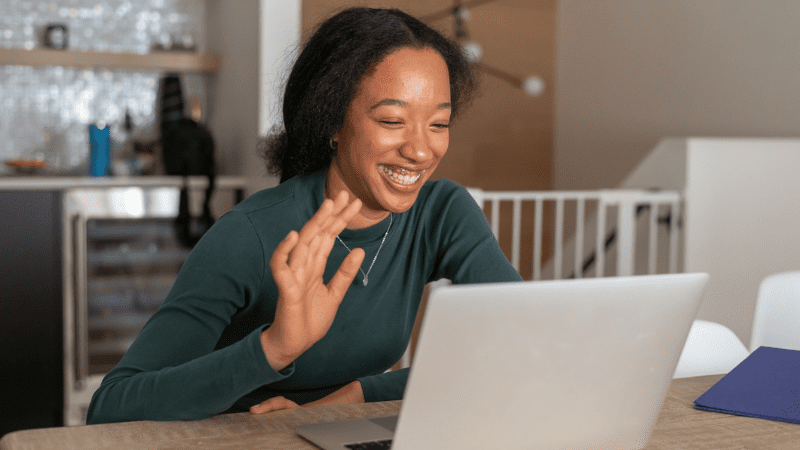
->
xmin=2 ymin=0 xmax=800 ymax=437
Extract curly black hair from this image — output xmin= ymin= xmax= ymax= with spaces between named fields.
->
xmin=260 ymin=7 xmax=479 ymax=183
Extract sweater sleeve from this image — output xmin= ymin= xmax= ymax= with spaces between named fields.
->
xmin=358 ymin=368 xmax=409 ymax=403
xmin=431 ymin=181 xmax=522 ymax=284
xmin=86 ymin=211 xmax=292 ymax=423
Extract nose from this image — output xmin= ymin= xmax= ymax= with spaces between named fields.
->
xmin=398 ymin=125 xmax=432 ymax=162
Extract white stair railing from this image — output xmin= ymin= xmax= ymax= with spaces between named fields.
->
xmin=469 ymin=188 xmax=682 ymax=280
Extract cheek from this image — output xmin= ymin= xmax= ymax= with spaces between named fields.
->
xmin=350 ymin=123 xmax=397 ymax=157
xmin=375 ymin=133 xmax=401 ymax=150
xmin=431 ymin=132 xmax=449 ymax=159
xmin=365 ymin=129 xmax=403 ymax=155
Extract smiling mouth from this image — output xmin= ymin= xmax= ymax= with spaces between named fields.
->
xmin=379 ymin=164 xmax=425 ymax=186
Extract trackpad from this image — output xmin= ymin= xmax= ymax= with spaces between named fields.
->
xmin=368 ymin=415 xmax=398 ymax=432
xmin=297 ymin=417 xmax=396 ymax=449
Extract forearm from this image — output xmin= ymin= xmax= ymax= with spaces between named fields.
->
xmin=306 ymin=380 xmax=365 ymax=406
xmin=358 ymin=368 xmax=409 ymax=402
xmin=87 ymin=327 xmax=291 ymax=423
xmin=260 ymin=323 xmax=306 ymax=372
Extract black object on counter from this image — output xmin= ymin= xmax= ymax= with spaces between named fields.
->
xmin=43 ymin=24 xmax=68 ymax=50
xmin=159 ymin=74 xmax=216 ymax=248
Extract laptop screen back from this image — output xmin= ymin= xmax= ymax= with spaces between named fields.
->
xmin=392 ymin=273 xmax=709 ymax=450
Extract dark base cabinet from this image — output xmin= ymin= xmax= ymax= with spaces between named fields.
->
xmin=0 ymin=190 xmax=64 ymax=436
xmin=0 ymin=179 xmax=246 ymax=435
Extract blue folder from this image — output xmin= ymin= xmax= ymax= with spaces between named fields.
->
xmin=694 ymin=346 xmax=800 ymax=424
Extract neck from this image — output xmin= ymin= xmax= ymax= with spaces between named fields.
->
xmin=325 ymin=164 xmax=390 ymax=230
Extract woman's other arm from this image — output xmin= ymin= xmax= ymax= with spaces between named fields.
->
xmin=86 ymin=211 xmax=278 ymax=423
xmin=87 ymin=192 xmax=364 ymax=423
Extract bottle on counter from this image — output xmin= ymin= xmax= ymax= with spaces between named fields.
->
xmin=89 ymin=122 xmax=111 ymax=177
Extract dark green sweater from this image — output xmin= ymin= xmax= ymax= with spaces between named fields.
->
xmin=87 ymin=170 xmax=521 ymax=423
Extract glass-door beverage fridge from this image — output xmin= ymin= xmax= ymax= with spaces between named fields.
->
xmin=63 ymin=181 xmax=244 ymax=426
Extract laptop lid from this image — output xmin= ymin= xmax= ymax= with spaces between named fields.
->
xmin=391 ymin=273 xmax=709 ymax=450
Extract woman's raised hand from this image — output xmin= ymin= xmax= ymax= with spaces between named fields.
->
xmin=261 ymin=191 xmax=365 ymax=371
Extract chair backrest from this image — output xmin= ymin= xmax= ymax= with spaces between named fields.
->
xmin=673 ymin=320 xmax=749 ymax=378
xmin=750 ymin=271 xmax=800 ymax=352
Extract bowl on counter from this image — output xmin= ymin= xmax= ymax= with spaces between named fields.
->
xmin=4 ymin=159 xmax=47 ymax=175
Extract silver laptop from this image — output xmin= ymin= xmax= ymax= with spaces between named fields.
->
xmin=297 ymin=273 xmax=709 ymax=450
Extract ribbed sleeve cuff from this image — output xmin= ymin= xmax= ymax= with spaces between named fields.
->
xmin=358 ymin=368 xmax=410 ymax=402
xmin=248 ymin=325 xmax=296 ymax=381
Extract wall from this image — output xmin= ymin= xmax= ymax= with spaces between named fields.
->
xmin=618 ymin=137 xmax=800 ymax=346
xmin=205 ymin=0 xmax=262 ymax=193
xmin=257 ymin=0 xmax=301 ymax=193
xmin=205 ymin=0 xmax=301 ymax=196
xmin=0 ymin=0 xmax=207 ymax=175
xmin=554 ymin=0 xmax=800 ymax=190
xmin=683 ymin=138 xmax=800 ymax=347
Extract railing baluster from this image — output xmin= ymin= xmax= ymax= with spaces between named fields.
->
xmin=533 ymin=198 xmax=543 ymax=281
xmin=491 ymin=197 xmax=500 ymax=241
xmin=574 ymin=197 xmax=584 ymax=279
xmin=649 ymin=202 xmax=658 ymax=274
xmin=512 ymin=197 xmax=521 ymax=272
xmin=596 ymin=200 xmax=606 ymax=278
xmin=669 ymin=201 xmax=679 ymax=274
xmin=554 ymin=197 xmax=564 ymax=279
xmin=616 ymin=198 xmax=636 ymax=277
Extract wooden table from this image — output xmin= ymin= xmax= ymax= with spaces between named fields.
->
xmin=2 ymin=375 xmax=799 ymax=449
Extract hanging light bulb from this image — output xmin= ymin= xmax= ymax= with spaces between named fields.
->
xmin=423 ymin=1 xmax=541 ymax=97
xmin=522 ymin=76 xmax=545 ymax=96
xmin=455 ymin=5 xmax=471 ymax=22
xmin=462 ymin=40 xmax=483 ymax=63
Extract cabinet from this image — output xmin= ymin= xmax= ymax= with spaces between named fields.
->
xmin=0 ymin=176 xmax=247 ymax=433
xmin=0 ymin=191 xmax=64 ymax=436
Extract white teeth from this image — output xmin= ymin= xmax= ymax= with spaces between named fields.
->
xmin=379 ymin=165 xmax=423 ymax=185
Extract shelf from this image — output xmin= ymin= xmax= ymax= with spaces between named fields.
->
xmin=0 ymin=47 xmax=220 ymax=73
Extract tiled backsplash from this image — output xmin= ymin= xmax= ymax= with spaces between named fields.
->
xmin=0 ymin=0 xmax=206 ymax=174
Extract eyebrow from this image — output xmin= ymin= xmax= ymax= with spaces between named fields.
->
xmin=369 ymin=99 xmax=452 ymax=110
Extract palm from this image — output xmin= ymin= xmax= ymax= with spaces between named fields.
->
xmin=263 ymin=191 xmax=365 ymax=368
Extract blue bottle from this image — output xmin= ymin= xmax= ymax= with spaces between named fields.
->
xmin=89 ymin=123 xmax=111 ymax=176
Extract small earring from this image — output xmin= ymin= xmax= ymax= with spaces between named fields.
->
xmin=329 ymin=138 xmax=337 ymax=150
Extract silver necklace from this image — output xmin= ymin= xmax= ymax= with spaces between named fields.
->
xmin=336 ymin=213 xmax=392 ymax=286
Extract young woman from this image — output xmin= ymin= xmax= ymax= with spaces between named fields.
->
xmin=87 ymin=7 xmax=521 ymax=424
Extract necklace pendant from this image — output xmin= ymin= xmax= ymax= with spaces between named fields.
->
xmin=363 ymin=276 xmax=368 ymax=287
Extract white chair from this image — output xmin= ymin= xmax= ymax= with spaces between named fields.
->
xmin=673 ymin=320 xmax=749 ymax=378
xmin=750 ymin=271 xmax=800 ymax=352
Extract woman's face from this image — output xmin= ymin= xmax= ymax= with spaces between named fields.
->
xmin=330 ymin=47 xmax=452 ymax=221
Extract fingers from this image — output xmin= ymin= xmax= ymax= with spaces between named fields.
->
xmin=290 ymin=192 xmax=362 ymax=274
xmin=270 ymin=230 xmax=299 ymax=288
xmin=249 ymin=396 xmax=300 ymax=414
xmin=271 ymin=191 xmax=365 ymax=296
xmin=270 ymin=230 xmax=298 ymax=272
xmin=327 ymin=247 xmax=366 ymax=299
xmin=298 ymin=191 xmax=362 ymax=247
